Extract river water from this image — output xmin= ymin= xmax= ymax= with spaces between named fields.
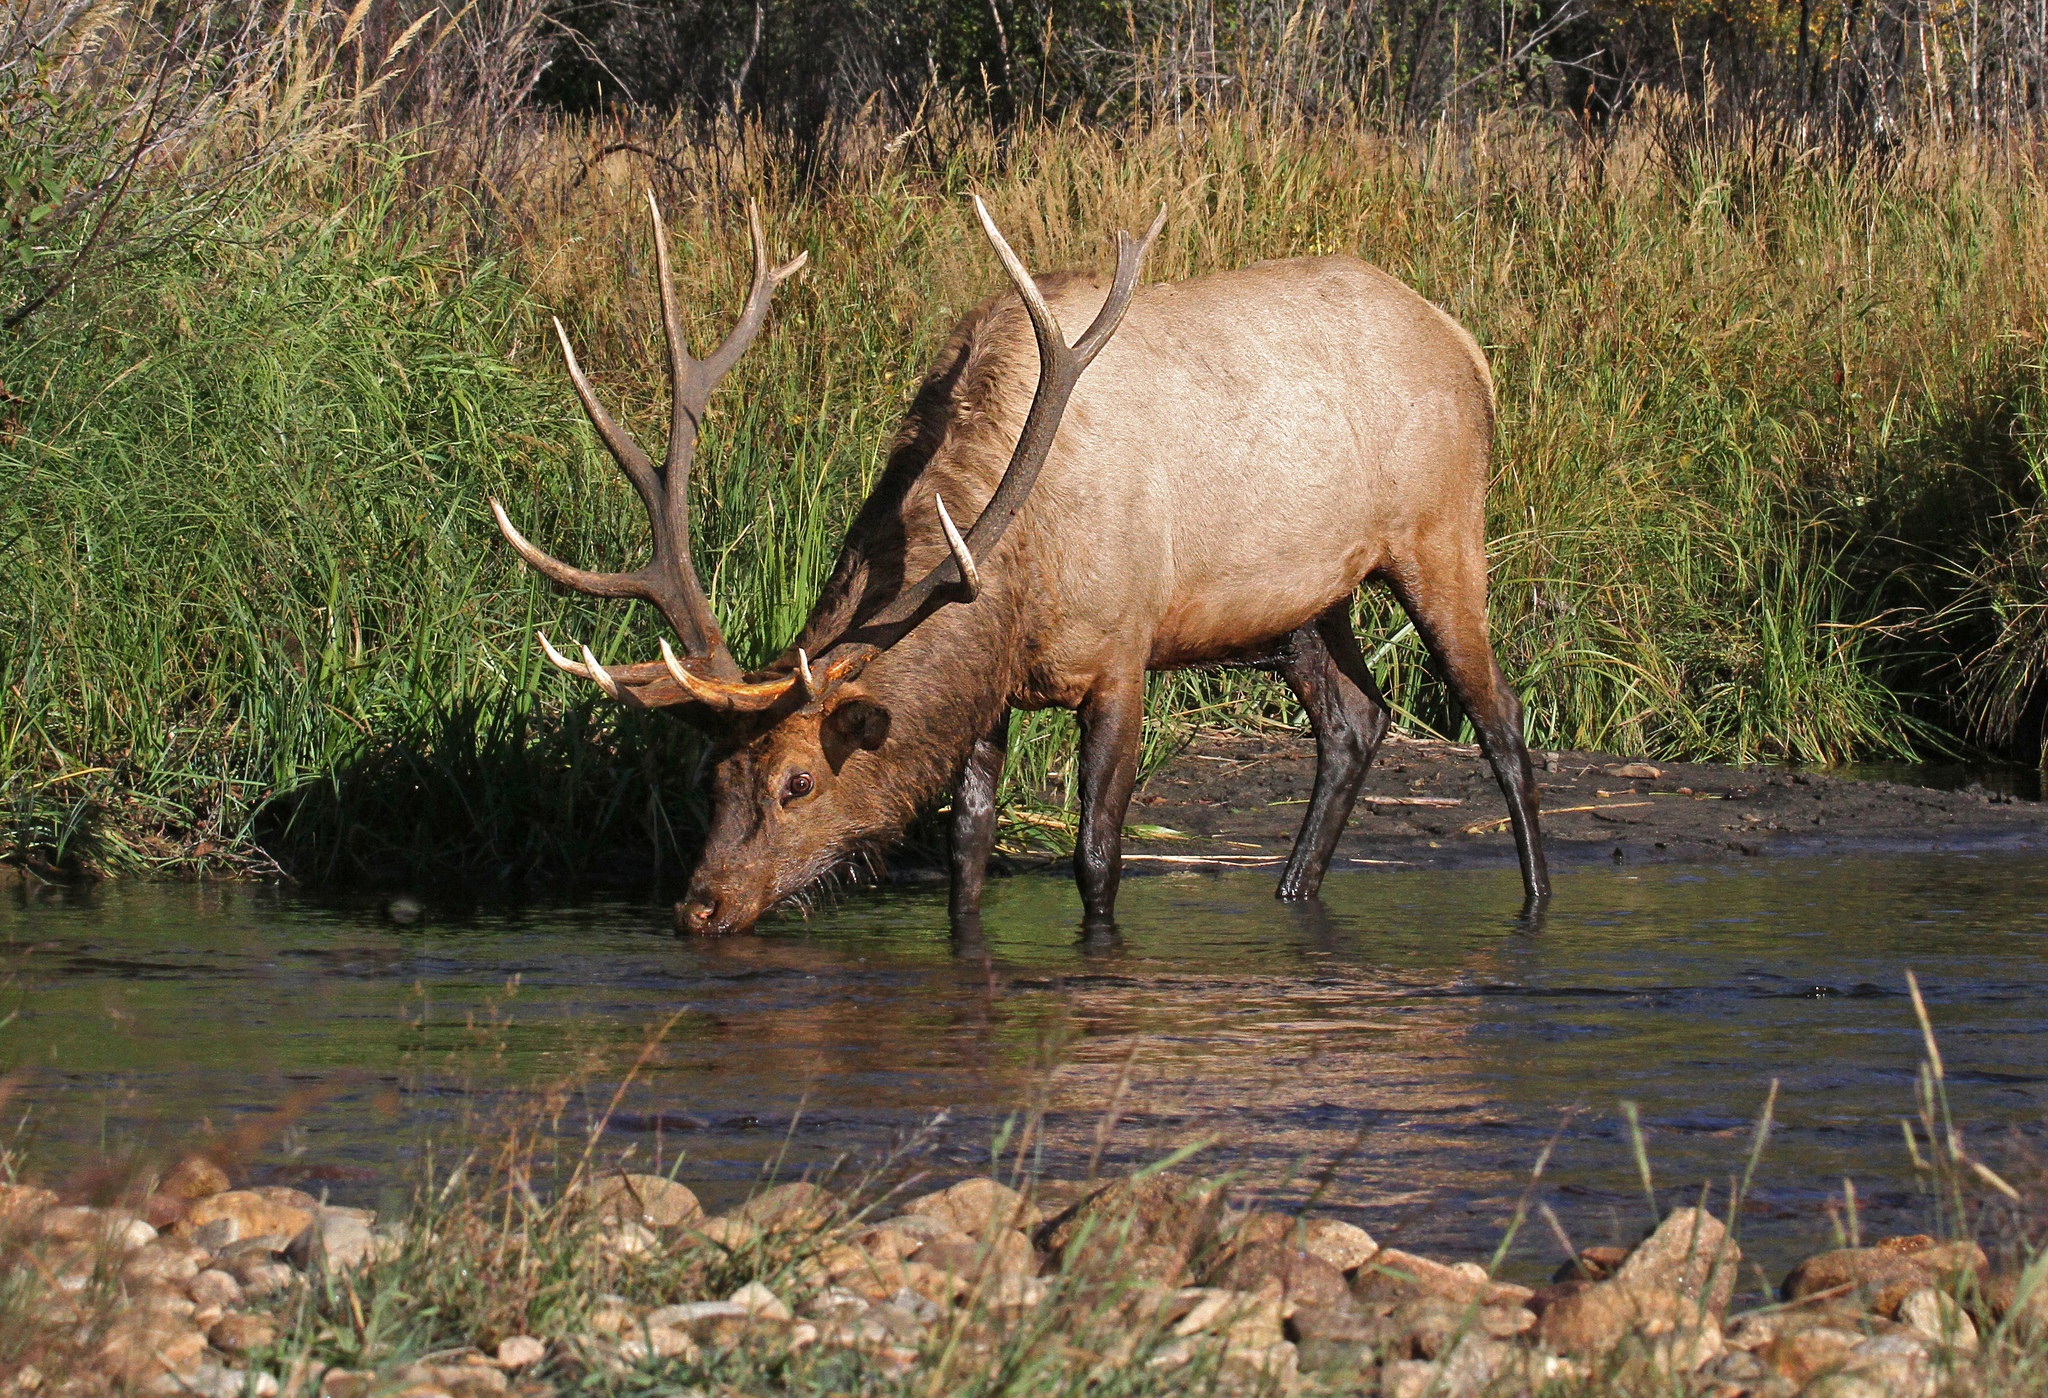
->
xmin=4 ymin=852 xmax=2044 ymax=1283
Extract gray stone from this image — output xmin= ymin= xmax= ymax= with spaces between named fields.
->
xmin=1611 ymin=1207 xmax=1740 ymax=1322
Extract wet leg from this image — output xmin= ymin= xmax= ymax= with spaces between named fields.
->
xmin=1075 ymin=672 xmax=1146 ymax=929
xmin=1275 ymin=609 xmax=1392 ymax=899
xmin=1391 ymin=564 xmax=1550 ymax=908
xmin=949 ymin=708 xmax=1011 ymax=925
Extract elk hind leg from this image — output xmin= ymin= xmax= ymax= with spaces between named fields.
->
xmin=1074 ymin=672 xmax=1146 ymax=928
xmin=949 ymin=708 xmax=1011 ymax=925
xmin=1391 ymin=558 xmax=1550 ymax=906
xmin=1275 ymin=609 xmax=1392 ymax=900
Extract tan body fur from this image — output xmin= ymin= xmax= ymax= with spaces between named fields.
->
xmin=681 ymin=254 xmax=1547 ymax=934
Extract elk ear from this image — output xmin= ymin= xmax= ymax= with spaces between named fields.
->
xmin=822 ymin=693 xmax=891 ymax=767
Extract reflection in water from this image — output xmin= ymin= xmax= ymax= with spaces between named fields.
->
xmin=3 ymin=853 xmax=2046 ymax=1281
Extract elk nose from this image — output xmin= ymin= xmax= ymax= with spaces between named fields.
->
xmin=676 ymin=896 xmax=719 ymax=935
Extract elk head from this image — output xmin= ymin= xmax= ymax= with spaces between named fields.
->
xmin=493 ymin=194 xmax=1163 ymax=933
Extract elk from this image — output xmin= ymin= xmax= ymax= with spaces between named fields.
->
xmin=491 ymin=196 xmax=1548 ymax=935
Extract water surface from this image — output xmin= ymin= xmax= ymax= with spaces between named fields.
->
xmin=5 ymin=853 xmax=2045 ymax=1283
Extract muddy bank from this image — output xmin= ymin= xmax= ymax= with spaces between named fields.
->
xmin=1114 ymin=731 xmax=2048 ymax=876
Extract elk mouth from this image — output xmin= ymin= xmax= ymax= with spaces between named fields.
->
xmin=676 ymin=846 xmax=882 ymax=936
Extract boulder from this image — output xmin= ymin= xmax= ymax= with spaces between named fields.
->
xmin=732 ymin=1181 xmax=838 ymax=1230
xmin=903 ymin=1178 xmax=1038 ymax=1237
xmin=1552 ymin=1245 xmax=1629 ymax=1282
xmin=0 ymin=1182 xmax=57 ymax=1228
xmin=1042 ymin=1175 xmax=1228 ymax=1284
xmin=495 ymin=1336 xmax=546 ymax=1369
xmin=207 ymin=1313 xmax=277 ymax=1355
xmin=910 ymin=1227 xmax=1035 ymax=1280
xmin=1610 ymin=1207 xmax=1740 ymax=1322
xmin=1898 ymin=1286 xmax=1978 ymax=1352
xmin=36 ymin=1205 xmax=156 ymax=1249
xmin=157 ymin=1155 xmax=232 ymax=1202
xmin=179 ymin=1189 xmax=317 ymax=1248
xmin=1351 ymin=1248 xmax=1532 ymax=1313
xmin=1766 ymin=1324 xmax=1864 ymax=1384
xmin=1780 ymin=1235 xmax=1985 ymax=1317
xmin=588 ymin=1173 xmax=702 ymax=1229
xmin=1302 ymin=1217 xmax=1378 ymax=1272
xmin=1204 ymin=1240 xmax=1350 ymax=1309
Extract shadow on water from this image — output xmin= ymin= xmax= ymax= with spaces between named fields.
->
xmin=3 ymin=852 xmax=2046 ymax=1280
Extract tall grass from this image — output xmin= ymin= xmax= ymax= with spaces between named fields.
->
xmin=5 ymin=92 xmax=2048 ymax=880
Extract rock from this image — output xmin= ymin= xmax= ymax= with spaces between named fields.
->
xmin=865 ymin=1214 xmax=955 ymax=1246
xmin=1611 ymin=1207 xmax=1740 ymax=1322
xmin=1846 ymin=1333 xmax=1935 ymax=1396
xmin=234 ymin=1260 xmax=298 ymax=1300
xmin=392 ymin=1362 xmax=507 ymax=1398
xmin=1898 ymin=1286 xmax=1978 ymax=1352
xmin=1042 ymin=1175 xmax=1227 ymax=1284
xmin=1553 ymin=1244 xmax=1630 ymax=1282
xmin=588 ymin=1173 xmax=702 ymax=1229
xmin=1605 ymin=763 xmax=1662 ymax=779
xmin=1302 ymin=1217 xmax=1377 ymax=1272
xmin=903 ymin=1178 xmax=1038 ymax=1237
xmin=1206 ymin=1240 xmax=1350 ymax=1309
xmin=1781 ymin=1236 xmax=1986 ymax=1317
xmin=617 ymin=1325 xmax=698 ymax=1363
xmin=597 ymin=1220 xmax=657 ymax=1257
xmin=1351 ymin=1248 xmax=1531 ymax=1312
xmin=124 ymin=1241 xmax=203 ymax=1285
xmin=1766 ymin=1324 xmax=1864 ymax=1384
xmin=187 ymin=1268 xmax=243 ymax=1310
xmin=688 ymin=1215 xmax=761 ymax=1251
xmin=1535 ymin=1278 xmax=1684 ymax=1356
xmin=0 ymin=1183 xmax=57 ymax=1227
xmin=910 ymin=1227 xmax=1036 ymax=1280
xmin=495 ymin=1336 xmax=545 ymax=1369
xmin=289 ymin=1207 xmax=383 ymax=1272
xmin=1985 ymin=1270 xmax=2048 ymax=1333
xmin=159 ymin=1155 xmax=232 ymax=1202
xmin=36 ymin=1205 xmax=156 ymax=1249
xmin=1287 ymin=1302 xmax=1379 ymax=1371
xmin=180 ymin=1189 xmax=317 ymax=1248
xmin=1381 ymin=1358 xmax=1437 ymax=1398
xmin=823 ymin=1247 xmax=911 ymax=1300
xmin=319 ymin=1369 xmax=375 ymax=1398
xmin=178 ymin=1361 xmax=280 ymax=1398
xmin=208 ymin=1313 xmax=277 ymax=1355
xmin=98 ymin=1317 xmax=207 ymax=1384
xmin=729 ymin=1280 xmax=793 ymax=1321
xmin=731 ymin=1181 xmax=838 ymax=1230
xmin=1380 ymin=1334 xmax=1512 ymax=1398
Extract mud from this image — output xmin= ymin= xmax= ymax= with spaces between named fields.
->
xmin=1113 ymin=729 xmax=2048 ymax=876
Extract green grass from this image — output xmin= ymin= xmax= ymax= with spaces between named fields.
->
xmin=4 ymin=111 xmax=2048 ymax=882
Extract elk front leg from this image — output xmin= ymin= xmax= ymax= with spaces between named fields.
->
xmin=1075 ymin=673 xmax=1146 ymax=928
xmin=949 ymin=708 xmax=1011 ymax=924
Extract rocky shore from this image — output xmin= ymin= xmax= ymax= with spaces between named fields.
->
xmin=1 ymin=1160 xmax=2036 ymax=1398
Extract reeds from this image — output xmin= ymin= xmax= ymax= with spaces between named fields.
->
xmin=4 ymin=0 xmax=2048 ymax=881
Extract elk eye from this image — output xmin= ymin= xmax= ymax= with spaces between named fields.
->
xmin=782 ymin=771 xmax=815 ymax=803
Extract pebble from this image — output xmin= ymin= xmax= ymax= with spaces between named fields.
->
xmin=495 ymin=1335 xmax=546 ymax=1368
xmin=587 ymin=1172 xmax=702 ymax=1229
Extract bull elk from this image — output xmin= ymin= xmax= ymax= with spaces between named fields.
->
xmin=492 ymin=196 xmax=1548 ymax=934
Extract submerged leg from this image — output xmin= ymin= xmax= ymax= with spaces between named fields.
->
xmin=1390 ymin=555 xmax=1550 ymax=908
xmin=1274 ymin=606 xmax=1393 ymax=899
xmin=1074 ymin=672 xmax=1146 ymax=929
xmin=949 ymin=708 xmax=1011 ymax=925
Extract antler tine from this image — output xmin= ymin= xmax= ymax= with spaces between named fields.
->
xmin=643 ymin=194 xmax=735 ymax=671
xmin=691 ymin=199 xmax=810 ymax=410
xmin=498 ymin=201 xmax=809 ymax=697
xmin=835 ymin=199 xmax=1163 ymax=657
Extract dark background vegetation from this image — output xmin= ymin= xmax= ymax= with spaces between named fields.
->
xmin=2 ymin=0 xmax=2046 ymax=886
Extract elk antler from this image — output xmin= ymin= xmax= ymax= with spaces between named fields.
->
xmin=491 ymin=195 xmax=810 ymax=711
xmin=820 ymin=198 xmax=1167 ymax=675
